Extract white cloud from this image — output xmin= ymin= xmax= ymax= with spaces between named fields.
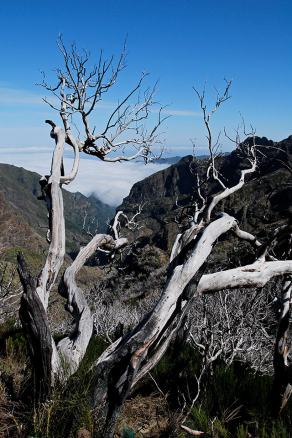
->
xmin=0 ymin=148 xmax=168 ymax=206
xmin=0 ymin=87 xmax=44 ymax=106
xmin=0 ymin=145 xmax=53 ymax=154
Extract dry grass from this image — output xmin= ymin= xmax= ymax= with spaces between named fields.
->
xmin=0 ymin=382 xmax=24 ymax=437
xmin=117 ymin=394 xmax=172 ymax=437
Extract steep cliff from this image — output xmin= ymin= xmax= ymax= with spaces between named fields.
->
xmin=118 ymin=136 xmax=292 ymax=253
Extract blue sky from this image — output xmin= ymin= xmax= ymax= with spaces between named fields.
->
xmin=0 ymin=0 xmax=292 ymax=203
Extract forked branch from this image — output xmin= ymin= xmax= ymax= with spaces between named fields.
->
xmin=40 ymin=38 xmax=166 ymax=163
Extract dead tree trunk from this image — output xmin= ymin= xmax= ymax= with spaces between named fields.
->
xmin=17 ymin=254 xmax=53 ymax=401
xmin=16 ymin=123 xmax=67 ymax=394
xmin=16 ymin=41 xmax=292 ymax=436
xmin=271 ymin=278 xmax=292 ymax=415
xmin=89 ymin=214 xmax=252 ymax=436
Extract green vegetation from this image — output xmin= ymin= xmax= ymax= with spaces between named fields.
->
xmin=1 ymin=319 xmax=292 ymax=436
xmin=0 ymin=163 xmax=114 ymax=261
xmin=1 ymin=141 xmax=292 ymax=436
xmin=0 ymin=326 xmax=110 ymax=437
xmin=151 ymin=344 xmax=292 ymax=437
xmin=2 ymin=247 xmax=45 ymax=270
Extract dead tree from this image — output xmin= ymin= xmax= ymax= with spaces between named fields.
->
xmin=17 ymin=40 xmax=292 ymax=436
xmin=188 ymin=288 xmax=275 ymax=374
xmin=270 ymin=227 xmax=292 ymax=415
xmin=18 ymin=38 xmax=165 ymax=397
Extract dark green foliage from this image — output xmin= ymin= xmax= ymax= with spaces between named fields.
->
xmin=150 ymin=343 xmax=292 ymax=438
xmin=4 ymin=331 xmax=27 ymax=361
xmin=29 ymin=336 xmax=108 ymax=437
xmin=1 ymin=317 xmax=292 ymax=437
xmin=0 ymin=328 xmax=108 ymax=437
xmin=0 ymin=320 xmax=28 ymax=363
xmin=121 ymin=427 xmax=135 ymax=437
xmin=74 ymin=335 xmax=108 ymax=378
xmin=152 ymin=342 xmax=201 ymax=399
xmin=2 ymin=247 xmax=45 ymax=269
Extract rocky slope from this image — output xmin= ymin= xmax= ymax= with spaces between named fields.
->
xmin=118 ymin=136 xmax=292 ymax=254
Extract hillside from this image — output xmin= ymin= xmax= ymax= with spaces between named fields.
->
xmin=0 ymin=163 xmax=115 ymax=264
xmin=118 ymin=136 xmax=292 ymax=253
xmin=1 ymin=139 xmax=292 ymax=437
xmin=91 ymin=136 xmax=292 ymax=326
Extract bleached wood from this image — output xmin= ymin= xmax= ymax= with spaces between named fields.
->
xmin=57 ymin=234 xmax=128 ymax=375
xmin=271 ymin=279 xmax=292 ymax=414
xmin=18 ymin=45 xmax=292 ymax=437
xmin=181 ymin=425 xmax=204 ymax=436
xmin=198 ymin=260 xmax=292 ymax=294
xmin=232 ymin=223 xmax=261 ymax=246
xmin=60 ymin=134 xmax=80 ymax=184
xmin=36 ymin=125 xmax=66 ymax=310
xmin=150 ymin=214 xmax=237 ymax=332
xmin=205 ymin=152 xmax=256 ymax=222
xmin=90 ymin=214 xmax=238 ymax=415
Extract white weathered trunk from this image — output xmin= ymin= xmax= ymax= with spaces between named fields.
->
xmin=143 ymin=214 xmax=237 ymax=340
xmin=90 ymin=214 xmax=238 ymax=415
xmin=205 ymin=156 xmax=256 ymax=222
xmin=19 ymin=124 xmax=82 ymax=383
xmin=272 ymin=279 xmax=292 ymax=414
xmin=36 ymin=126 xmax=66 ymax=310
xmin=56 ymin=234 xmax=127 ymax=376
xmin=198 ymin=260 xmax=292 ymax=294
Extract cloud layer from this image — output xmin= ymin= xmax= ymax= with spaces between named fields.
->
xmin=0 ymin=147 xmax=168 ymax=206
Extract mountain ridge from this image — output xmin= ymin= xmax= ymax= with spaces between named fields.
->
xmin=117 ymin=136 xmax=292 ymax=252
xmin=0 ymin=163 xmax=115 ymax=265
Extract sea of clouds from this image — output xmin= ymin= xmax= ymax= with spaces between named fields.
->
xmin=0 ymin=146 xmax=169 ymax=206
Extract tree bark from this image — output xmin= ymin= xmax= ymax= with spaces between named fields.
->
xmin=17 ymin=254 xmax=53 ymax=401
xmin=17 ymin=124 xmax=69 ymax=390
xmin=56 ymin=234 xmax=127 ymax=376
xmin=89 ymin=214 xmax=238 ymax=436
xmin=36 ymin=125 xmax=66 ymax=311
xmin=271 ymin=279 xmax=292 ymax=415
